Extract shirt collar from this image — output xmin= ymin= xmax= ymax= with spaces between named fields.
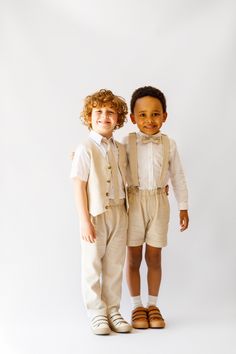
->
xmin=89 ymin=130 xmax=114 ymax=145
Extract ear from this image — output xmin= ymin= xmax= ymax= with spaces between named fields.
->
xmin=130 ymin=114 xmax=136 ymax=124
xmin=163 ymin=112 xmax=168 ymax=122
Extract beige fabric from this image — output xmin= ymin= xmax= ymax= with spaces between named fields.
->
xmin=81 ymin=202 xmax=128 ymax=318
xmin=105 ymin=139 xmax=119 ymax=203
xmin=83 ymin=139 xmax=128 ymax=216
xmin=157 ymin=134 xmax=170 ymax=187
xmin=128 ymin=133 xmax=139 ymax=187
xmin=141 ymin=135 xmax=161 ymax=144
xmin=127 ymin=188 xmax=170 ymax=247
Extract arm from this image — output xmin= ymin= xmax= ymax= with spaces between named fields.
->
xmin=73 ymin=177 xmax=96 ymax=243
xmin=169 ymin=140 xmax=189 ymax=231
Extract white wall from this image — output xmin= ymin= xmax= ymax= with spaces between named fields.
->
xmin=1 ymin=1 xmax=236 ymax=353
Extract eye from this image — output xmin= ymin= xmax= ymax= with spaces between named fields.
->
xmin=139 ymin=113 xmax=146 ymax=118
xmin=152 ymin=112 xmax=160 ymax=117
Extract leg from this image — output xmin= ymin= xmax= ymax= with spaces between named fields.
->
xmin=145 ymin=245 xmax=162 ymax=296
xmin=126 ymin=245 xmax=143 ymax=296
xmin=101 ymin=204 xmax=128 ymax=313
xmin=80 ymin=214 xmax=113 ymax=335
xmin=101 ymin=205 xmax=131 ymax=333
xmin=81 ymin=235 xmax=107 ymax=318
xmin=127 ymin=245 xmax=149 ymax=329
xmin=145 ymin=244 xmax=165 ymax=328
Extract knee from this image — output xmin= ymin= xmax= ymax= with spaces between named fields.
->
xmin=145 ymin=253 xmax=161 ymax=269
xmin=128 ymin=251 xmax=142 ymax=270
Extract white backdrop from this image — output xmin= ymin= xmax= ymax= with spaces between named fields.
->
xmin=1 ymin=1 xmax=236 ymax=354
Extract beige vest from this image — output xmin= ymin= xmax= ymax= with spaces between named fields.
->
xmin=83 ymin=139 xmax=128 ymax=217
xmin=128 ymin=132 xmax=170 ymax=188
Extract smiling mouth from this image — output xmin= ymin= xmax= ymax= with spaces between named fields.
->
xmin=144 ymin=125 xmax=157 ymax=129
xmin=98 ymin=121 xmax=111 ymax=125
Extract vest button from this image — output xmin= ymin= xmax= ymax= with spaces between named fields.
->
xmin=105 ymin=205 xmax=109 ymax=209
xmin=108 ymin=165 xmax=111 ymax=169
xmin=106 ymin=192 xmax=109 ymax=196
xmin=107 ymin=180 xmax=111 ymax=183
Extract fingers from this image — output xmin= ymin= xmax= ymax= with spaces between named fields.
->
xmin=179 ymin=210 xmax=189 ymax=232
xmin=165 ymin=184 xmax=169 ymax=195
xmin=90 ymin=233 xmax=96 ymax=243
xmin=81 ymin=222 xmax=96 ymax=243
xmin=82 ymin=231 xmax=96 ymax=243
xmin=69 ymin=151 xmax=75 ymax=160
xmin=180 ymin=216 xmax=189 ymax=232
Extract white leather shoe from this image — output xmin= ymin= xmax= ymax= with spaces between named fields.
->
xmin=108 ymin=312 xmax=132 ymax=333
xmin=91 ymin=315 xmax=111 ymax=335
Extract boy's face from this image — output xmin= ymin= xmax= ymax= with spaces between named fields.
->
xmin=131 ymin=96 xmax=167 ymax=135
xmin=90 ymin=104 xmax=118 ymax=138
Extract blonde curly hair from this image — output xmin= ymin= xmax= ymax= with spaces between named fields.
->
xmin=80 ymin=89 xmax=128 ymax=130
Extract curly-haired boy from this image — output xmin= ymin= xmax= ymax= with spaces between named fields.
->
xmin=70 ymin=89 xmax=131 ymax=335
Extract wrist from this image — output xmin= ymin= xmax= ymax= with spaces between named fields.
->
xmin=80 ymin=216 xmax=91 ymax=224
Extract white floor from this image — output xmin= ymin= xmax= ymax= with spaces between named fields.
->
xmin=1 ymin=308 xmax=235 ymax=354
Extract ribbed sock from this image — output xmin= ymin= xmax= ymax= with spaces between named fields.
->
xmin=147 ymin=295 xmax=157 ymax=307
xmin=131 ymin=295 xmax=143 ymax=310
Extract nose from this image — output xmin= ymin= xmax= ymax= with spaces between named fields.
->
xmin=145 ymin=116 xmax=152 ymax=123
xmin=101 ymin=111 xmax=108 ymax=119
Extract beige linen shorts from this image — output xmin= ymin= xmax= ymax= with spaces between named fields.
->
xmin=127 ymin=188 xmax=170 ymax=248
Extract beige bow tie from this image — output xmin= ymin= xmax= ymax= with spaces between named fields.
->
xmin=141 ymin=136 xmax=161 ymax=144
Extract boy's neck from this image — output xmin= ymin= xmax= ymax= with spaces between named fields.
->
xmin=91 ymin=129 xmax=113 ymax=140
xmin=140 ymin=130 xmax=161 ymax=136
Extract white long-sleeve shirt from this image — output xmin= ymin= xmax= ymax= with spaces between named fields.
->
xmin=122 ymin=131 xmax=188 ymax=210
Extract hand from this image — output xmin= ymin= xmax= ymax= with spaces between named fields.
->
xmin=165 ymin=184 xmax=169 ymax=196
xmin=80 ymin=220 xmax=96 ymax=243
xmin=179 ymin=210 xmax=189 ymax=232
xmin=69 ymin=151 xmax=75 ymax=160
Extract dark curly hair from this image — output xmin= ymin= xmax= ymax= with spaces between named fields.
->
xmin=81 ymin=89 xmax=128 ymax=130
xmin=130 ymin=86 xmax=167 ymax=113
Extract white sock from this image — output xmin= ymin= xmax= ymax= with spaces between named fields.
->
xmin=131 ymin=295 xmax=143 ymax=310
xmin=147 ymin=295 xmax=157 ymax=307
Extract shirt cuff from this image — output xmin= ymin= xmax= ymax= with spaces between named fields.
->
xmin=178 ymin=202 xmax=188 ymax=210
xmin=70 ymin=172 xmax=88 ymax=181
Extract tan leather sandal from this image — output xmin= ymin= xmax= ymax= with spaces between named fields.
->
xmin=147 ymin=306 xmax=165 ymax=328
xmin=131 ymin=307 xmax=149 ymax=329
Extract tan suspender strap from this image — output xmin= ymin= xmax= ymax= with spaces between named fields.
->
xmin=157 ymin=134 xmax=170 ymax=187
xmin=128 ymin=133 xmax=139 ymax=187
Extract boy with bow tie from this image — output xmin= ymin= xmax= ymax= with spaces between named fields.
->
xmin=124 ymin=86 xmax=189 ymax=329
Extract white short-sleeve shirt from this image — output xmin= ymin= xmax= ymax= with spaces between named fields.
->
xmin=70 ymin=130 xmax=125 ymax=199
